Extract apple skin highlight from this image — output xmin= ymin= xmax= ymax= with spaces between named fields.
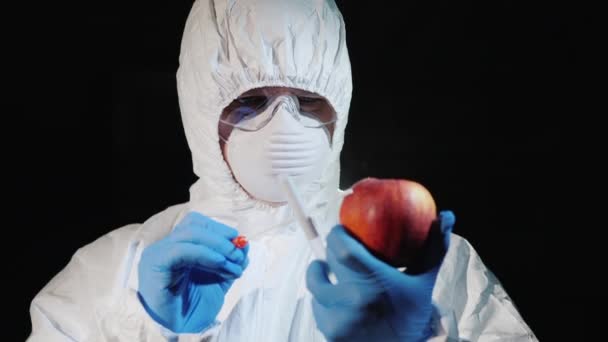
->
xmin=339 ymin=177 xmax=437 ymax=268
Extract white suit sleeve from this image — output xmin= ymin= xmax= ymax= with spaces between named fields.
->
xmin=429 ymin=235 xmax=538 ymax=341
xmin=26 ymin=224 xmax=166 ymax=341
xmin=27 ymin=224 xmax=161 ymax=341
xmin=27 ymin=221 xmax=225 ymax=342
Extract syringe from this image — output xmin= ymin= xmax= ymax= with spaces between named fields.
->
xmin=278 ymin=174 xmax=337 ymax=284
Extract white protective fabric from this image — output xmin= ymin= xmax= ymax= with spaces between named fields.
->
xmin=28 ymin=0 xmax=538 ymax=341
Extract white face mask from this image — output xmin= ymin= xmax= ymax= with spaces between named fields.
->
xmin=225 ymin=97 xmax=332 ymax=203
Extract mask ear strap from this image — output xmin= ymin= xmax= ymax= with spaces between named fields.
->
xmin=218 ymin=119 xmax=234 ymax=143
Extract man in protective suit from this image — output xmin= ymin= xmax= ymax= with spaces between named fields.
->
xmin=28 ymin=0 xmax=537 ymax=341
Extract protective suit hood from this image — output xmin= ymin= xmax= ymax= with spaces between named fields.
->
xmin=176 ymin=0 xmax=352 ymax=237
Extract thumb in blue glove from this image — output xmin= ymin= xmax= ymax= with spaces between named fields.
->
xmin=138 ymin=212 xmax=250 ymax=333
xmin=306 ymin=210 xmax=455 ymax=342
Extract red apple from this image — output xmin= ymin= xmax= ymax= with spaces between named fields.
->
xmin=339 ymin=177 xmax=437 ymax=268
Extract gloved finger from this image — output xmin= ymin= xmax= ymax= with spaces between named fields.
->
xmin=325 ymin=246 xmax=363 ymax=283
xmin=440 ymin=210 xmax=455 ymax=242
xmin=170 ymin=225 xmax=245 ymax=264
xmin=164 ymin=242 xmax=244 ymax=278
xmin=232 ymin=245 xmax=249 ymax=269
xmin=405 ymin=210 xmax=455 ymax=275
xmin=241 ymin=241 xmax=250 ymax=257
xmin=175 ymin=211 xmax=239 ymax=239
xmin=326 ymin=225 xmax=385 ymax=275
xmin=306 ymin=260 xmax=345 ymax=306
xmin=219 ymin=278 xmax=235 ymax=292
xmin=188 ymin=267 xmax=236 ymax=284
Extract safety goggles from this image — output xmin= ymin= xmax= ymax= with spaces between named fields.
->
xmin=219 ymin=92 xmax=337 ymax=132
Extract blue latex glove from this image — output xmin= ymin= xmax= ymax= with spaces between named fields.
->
xmin=306 ymin=210 xmax=455 ymax=342
xmin=137 ymin=212 xmax=249 ymax=333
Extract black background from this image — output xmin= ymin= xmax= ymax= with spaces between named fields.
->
xmin=14 ymin=0 xmax=598 ymax=340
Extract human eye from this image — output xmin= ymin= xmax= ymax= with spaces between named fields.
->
xmin=237 ymin=96 xmax=268 ymax=108
xmin=297 ymin=96 xmax=323 ymax=105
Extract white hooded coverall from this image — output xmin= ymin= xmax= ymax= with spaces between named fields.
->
xmin=28 ymin=0 xmax=538 ymax=341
